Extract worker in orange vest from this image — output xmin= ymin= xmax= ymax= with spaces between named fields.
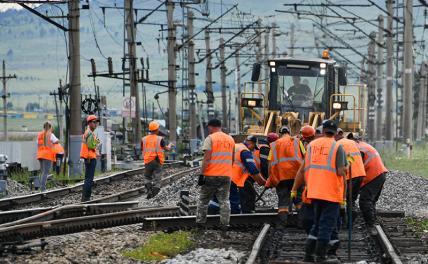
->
xmin=253 ymin=132 xmax=278 ymax=180
xmin=232 ymin=135 xmax=266 ymax=213
xmin=300 ymin=120 xmax=347 ymax=263
xmin=196 ymin=119 xmax=235 ymax=230
xmin=36 ymin=121 xmax=58 ymax=191
xmin=53 ymin=142 xmax=65 ymax=175
xmin=337 ymin=134 xmax=366 ymax=215
xmin=349 ymin=134 xmax=388 ymax=232
xmin=141 ymin=121 xmax=173 ymax=199
xmin=266 ymin=126 xmax=304 ymax=223
xmin=80 ymin=115 xmax=100 ymax=201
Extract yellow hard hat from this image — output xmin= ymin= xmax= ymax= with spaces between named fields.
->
xmin=149 ymin=121 xmax=160 ymax=131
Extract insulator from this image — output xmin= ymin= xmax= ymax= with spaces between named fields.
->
xmin=90 ymin=58 xmax=96 ymax=76
xmin=108 ymin=57 xmax=113 ymax=75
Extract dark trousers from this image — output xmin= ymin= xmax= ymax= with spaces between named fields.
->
xmin=301 ymin=203 xmax=314 ymax=234
xmin=309 ymin=199 xmax=340 ymax=243
xmin=276 ymin=179 xmax=294 ymax=213
xmin=54 ymin=153 xmax=64 ymax=175
xmin=346 ymin=176 xmax=364 ymax=224
xmin=359 ymin=172 xmax=387 ymax=226
xmin=239 ymin=179 xmax=256 ymax=213
xmin=82 ymin=159 xmax=97 ymax=201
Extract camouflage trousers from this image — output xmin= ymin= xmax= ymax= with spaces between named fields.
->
xmin=196 ymin=176 xmax=231 ymax=226
xmin=144 ymin=160 xmax=162 ymax=189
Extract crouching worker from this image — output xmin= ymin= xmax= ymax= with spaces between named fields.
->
xmin=232 ymin=135 xmax=266 ymax=213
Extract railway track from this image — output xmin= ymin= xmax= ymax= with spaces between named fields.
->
xmin=0 ymin=161 xmax=184 ymax=211
xmin=0 ymin=166 xmax=200 ymax=225
xmin=246 ymin=214 xmax=427 ymax=264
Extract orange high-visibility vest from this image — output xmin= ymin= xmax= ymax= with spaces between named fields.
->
xmin=53 ymin=143 xmax=65 ymax=155
xmin=337 ymin=138 xmax=366 ymax=180
xmin=141 ymin=134 xmax=165 ymax=165
xmin=204 ymin=131 xmax=235 ymax=177
xmin=266 ymin=135 xmax=303 ymax=187
xmin=80 ymin=129 xmax=98 ymax=159
xmin=232 ymin=143 xmax=252 ymax=187
xmin=305 ymin=137 xmax=344 ymax=203
xmin=358 ymin=141 xmax=388 ymax=186
xmin=37 ymin=131 xmax=55 ymax=161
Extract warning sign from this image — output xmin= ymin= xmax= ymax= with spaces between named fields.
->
xmin=122 ymin=96 xmax=136 ymax=118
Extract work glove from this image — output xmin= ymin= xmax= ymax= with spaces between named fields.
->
xmin=290 ymin=190 xmax=297 ymax=200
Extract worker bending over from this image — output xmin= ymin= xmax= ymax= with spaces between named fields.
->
xmin=81 ymin=115 xmax=100 ymax=201
xmin=337 ymin=135 xmax=366 ymax=221
xmin=266 ymin=126 xmax=304 ymax=223
xmin=301 ymin=120 xmax=347 ymax=263
xmin=350 ymin=134 xmax=388 ymax=233
xmin=141 ymin=121 xmax=173 ymax=199
xmin=232 ymin=135 xmax=266 ymax=213
xmin=253 ymin=133 xmax=279 ymax=179
xmin=196 ymin=119 xmax=235 ymax=230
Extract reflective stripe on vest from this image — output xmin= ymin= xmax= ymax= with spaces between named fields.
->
xmin=271 ymin=139 xmax=302 ymax=166
xmin=204 ymin=131 xmax=234 ymax=177
xmin=359 ymin=147 xmax=380 ymax=165
xmin=305 ymin=141 xmax=337 ymax=173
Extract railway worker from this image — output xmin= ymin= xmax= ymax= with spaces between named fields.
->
xmin=141 ymin=121 xmax=173 ymax=199
xmin=36 ymin=121 xmax=59 ymax=191
xmin=287 ymin=76 xmax=313 ymax=101
xmin=253 ymin=138 xmax=270 ymax=180
xmin=266 ymin=126 xmax=304 ymax=223
xmin=300 ymin=120 xmax=347 ymax=263
xmin=81 ymin=115 xmax=100 ymax=202
xmin=291 ymin=125 xmax=316 ymax=233
xmin=196 ymin=118 xmax=235 ymax=229
xmin=232 ymin=135 xmax=266 ymax=213
xmin=334 ymin=128 xmax=344 ymax=141
xmin=336 ymin=136 xmax=366 ymax=220
xmin=349 ymin=134 xmax=388 ymax=232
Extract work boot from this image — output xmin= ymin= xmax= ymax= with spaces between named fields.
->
xmin=81 ymin=194 xmax=90 ymax=202
xmin=220 ymin=225 xmax=231 ymax=239
xmin=326 ymin=241 xmax=340 ymax=261
xmin=315 ymin=241 xmax=341 ymax=264
xmin=303 ymin=238 xmax=317 ymax=263
xmin=147 ymin=187 xmax=160 ymax=199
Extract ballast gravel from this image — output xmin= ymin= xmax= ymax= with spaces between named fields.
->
xmin=377 ymin=170 xmax=428 ymax=217
xmin=162 ymin=248 xmax=246 ymax=264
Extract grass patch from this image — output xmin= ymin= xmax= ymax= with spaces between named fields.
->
xmin=122 ymin=231 xmax=194 ymax=261
xmin=406 ymin=218 xmax=428 ymax=233
xmin=381 ymin=142 xmax=428 ymax=178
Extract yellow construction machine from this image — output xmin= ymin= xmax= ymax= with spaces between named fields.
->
xmin=238 ymin=50 xmax=366 ymax=137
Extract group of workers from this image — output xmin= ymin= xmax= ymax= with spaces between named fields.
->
xmin=195 ymin=118 xmax=388 ymax=263
xmin=37 ymin=114 xmax=388 ymax=262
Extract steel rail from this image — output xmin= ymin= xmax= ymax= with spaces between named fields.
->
xmin=0 ymin=166 xmax=199 ymax=225
xmin=0 ymin=206 xmax=184 ymax=243
xmin=246 ymin=223 xmax=271 ymax=264
xmin=0 ymin=161 xmax=182 ymax=210
xmin=0 ymin=201 xmax=139 ymax=228
xmin=375 ymin=224 xmax=403 ymax=264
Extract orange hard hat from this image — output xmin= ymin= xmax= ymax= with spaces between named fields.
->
xmin=149 ymin=121 xmax=160 ymax=131
xmin=87 ymin=115 xmax=98 ymax=122
xmin=267 ymin=132 xmax=279 ymax=143
xmin=301 ymin=125 xmax=316 ymax=138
